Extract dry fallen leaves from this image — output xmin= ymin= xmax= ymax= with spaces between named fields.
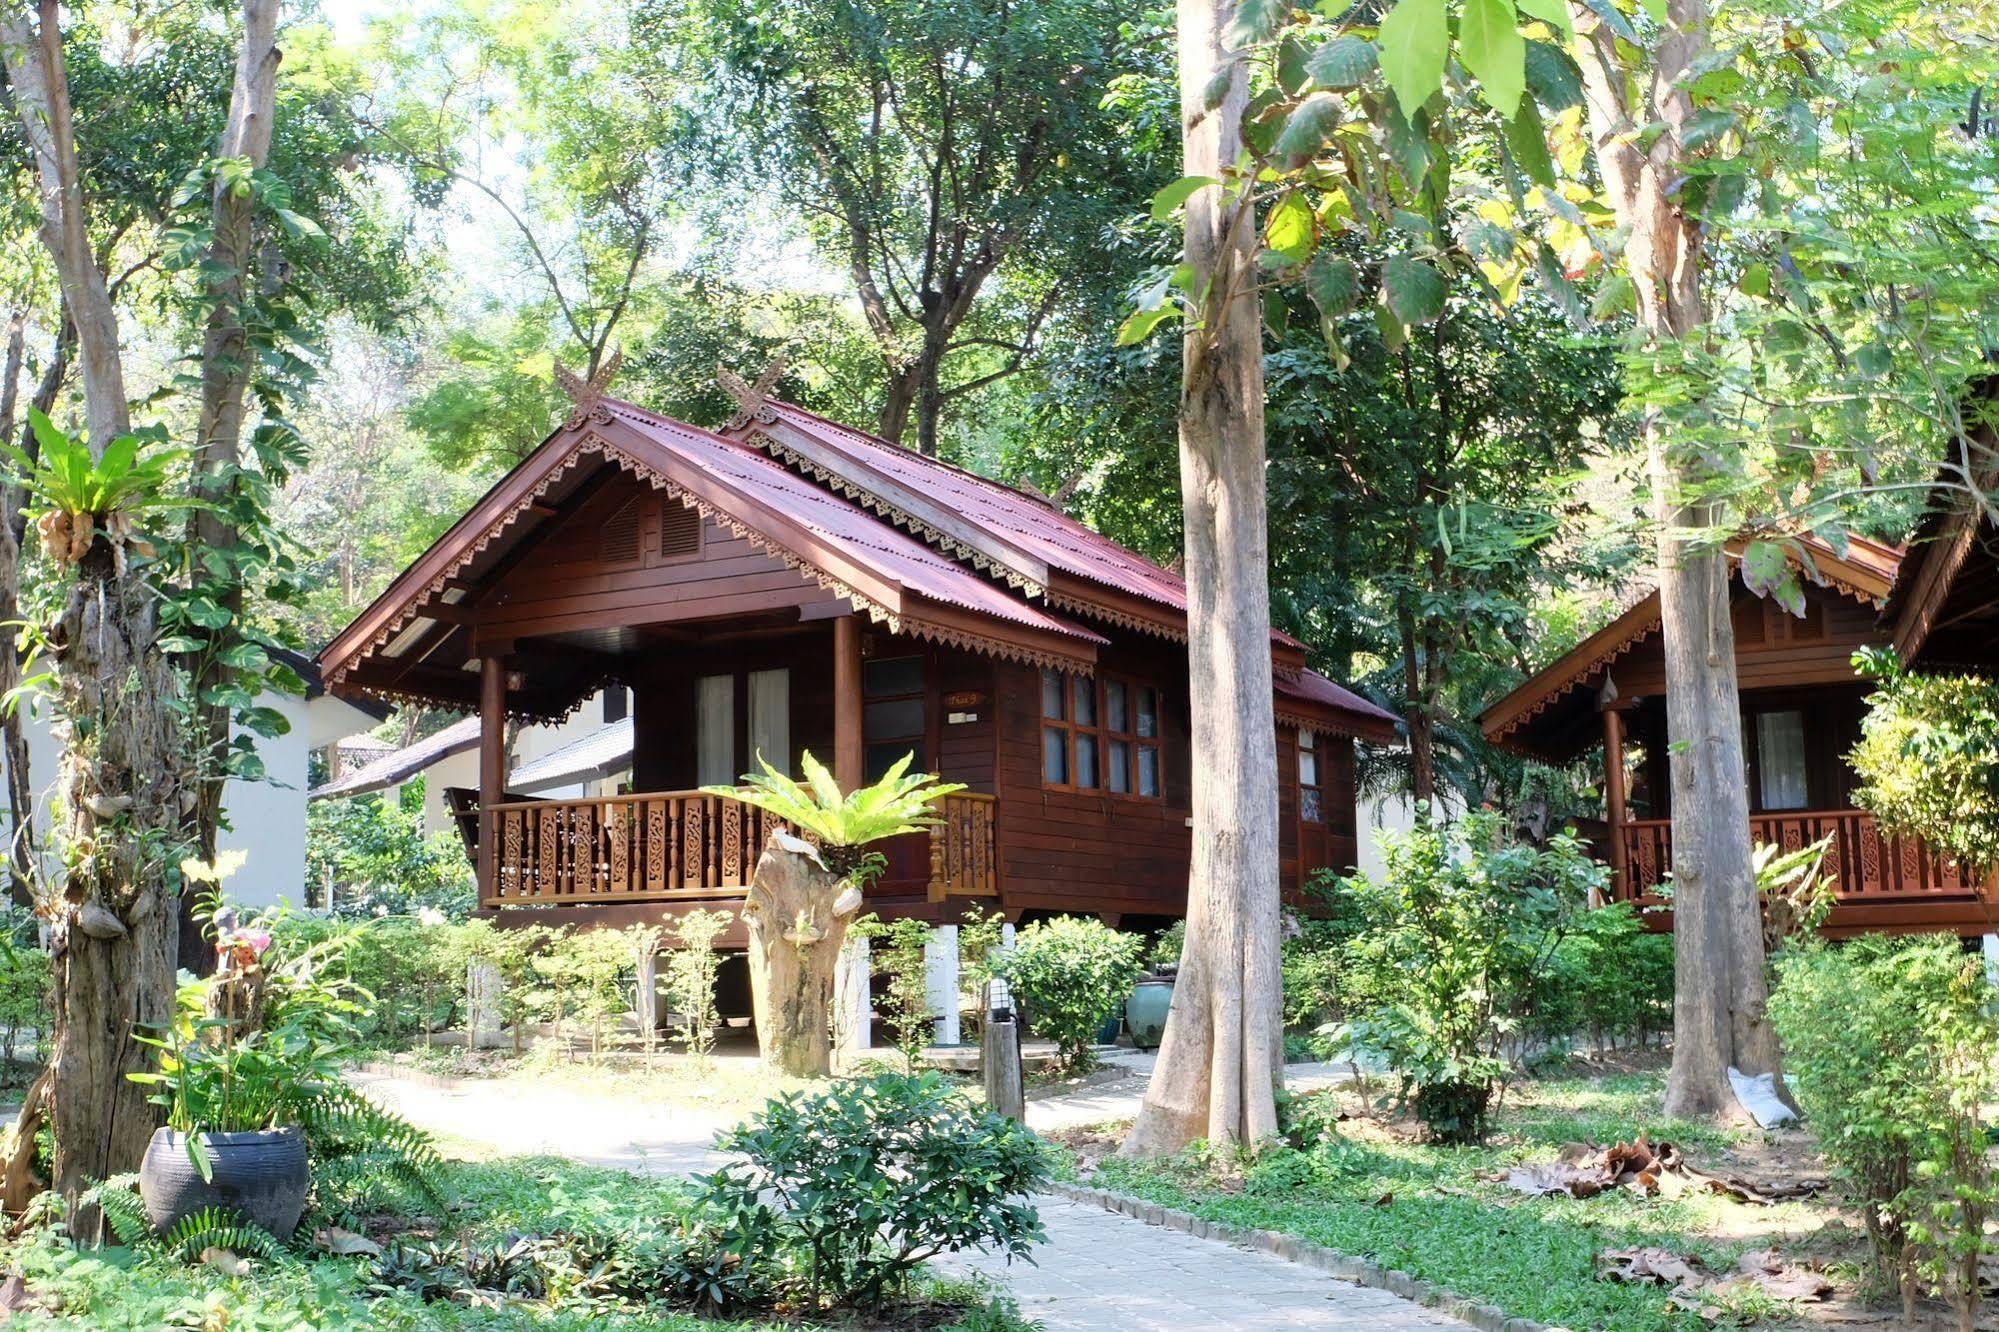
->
xmin=1486 ymin=1133 xmax=1825 ymax=1204
xmin=1598 ymin=1244 xmax=1832 ymax=1322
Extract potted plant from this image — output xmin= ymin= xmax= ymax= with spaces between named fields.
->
xmin=131 ymin=913 xmax=326 ymax=1240
xmin=1124 ymin=921 xmax=1182 ymax=1051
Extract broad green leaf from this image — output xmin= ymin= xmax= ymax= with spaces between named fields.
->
xmin=1306 ymin=251 xmax=1362 ymax=315
xmin=1461 ymin=0 xmax=1526 ymax=118
xmin=1374 ymin=301 xmax=1408 ymax=351
xmin=1579 ymin=0 xmax=1638 ymax=43
xmin=1203 ymin=67 xmax=1233 ymax=111
xmin=1504 ymin=98 xmax=1557 ymax=188
xmin=1116 ymin=305 xmax=1178 ymax=346
xmin=1150 ymin=176 xmax=1218 ymax=221
xmin=1384 ymin=100 xmax=1432 ymax=186
xmin=1515 ymin=0 xmax=1574 ymax=40
xmin=1307 ymin=36 xmax=1378 ymax=90
xmin=1277 ymin=35 xmax=1312 ymax=94
xmin=1682 ymin=109 xmax=1737 ymax=151
xmin=1381 ymin=254 xmax=1448 ymax=324
xmin=1523 ymin=40 xmax=1584 ymax=111
xmin=1266 ymin=192 xmax=1316 ymax=263
xmin=1377 ymin=0 xmax=1447 ymax=121
xmin=1737 ymin=262 xmax=1771 ymax=297
xmin=1273 ymin=93 xmax=1341 ymax=168
xmin=1226 ymin=0 xmax=1289 ymax=48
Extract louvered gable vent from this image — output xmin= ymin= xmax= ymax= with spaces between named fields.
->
xmin=598 ymin=498 xmax=644 ymax=565
xmin=661 ymin=500 xmax=701 ymax=558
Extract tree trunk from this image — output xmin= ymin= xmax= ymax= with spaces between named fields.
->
xmin=45 ymin=541 xmax=188 ymax=1204
xmin=1567 ymin=0 xmax=1781 ymax=1116
xmin=879 ymin=364 xmax=918 ymax=448
xmin=185 ymin=0 xmax=281 ymax=876
xmin=1123 ymin=0 xmax=1283 ymax=1157
xmin=1 ymin=4 xmax=193 ymax=1214
xmin=742 ymin=831 xmax=862 ymax=1077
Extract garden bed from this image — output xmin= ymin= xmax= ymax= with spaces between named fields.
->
xmin=1055 ymin=1069 xmax=1992 ymax=1330
xmin=3 ymin=1153 xmax=1034 ymax=1330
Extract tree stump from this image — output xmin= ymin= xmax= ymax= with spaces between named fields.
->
xmin=743 ymin=831 xmax=862 ymax=1077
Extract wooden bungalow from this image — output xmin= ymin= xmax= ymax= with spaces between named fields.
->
xmin=316 ymin=373 xmax=1397 ymax=936
xmin=1479 ymin=534 xmax=1999 ymax=937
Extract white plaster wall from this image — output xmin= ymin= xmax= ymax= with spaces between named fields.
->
xmin=6 ymin=690 xmax=314 ymax=909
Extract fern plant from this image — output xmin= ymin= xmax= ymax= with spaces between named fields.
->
xmin=74 ymin=1175 xmax=283 ymax=1261
xmin=704 ymin=750 xmax=964 ymax=884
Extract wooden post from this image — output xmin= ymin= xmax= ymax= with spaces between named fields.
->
xmin=982 ymin=977 xmax=1025 ymax=1121
xmin=478 ymin=653 xmax=507 ymax=903
xmin=1601 ymin=703 xmax=1628 ymax=904
xmin=833 ymin=613 xmax=863 ymax=791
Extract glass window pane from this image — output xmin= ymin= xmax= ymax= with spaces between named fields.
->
xmin=749 ymin=669 xmax=790 ymax=775
xmin=866 ymin=741 xmax=922 ymax=783
xmin=1073 ymin=676 xmax=1097 ymax=726
xmin=696 ymin=674 xmax=736 ymax=787
xmin=1755 ymin=710 xmax=1809 ymax=810
xmin=1137 ymin=745 xmax=1160 ymax=797
xmin=864 ymin=656 xmax=924 ymax=698
xmin=1108 ymin=740 xmax=1130 ymax=793
xmin=1299 ymin=729 xmax=1319 ymax=787
xmin=1105 ymin=679 xmax=1128 ymax=733
xmin=1041 ymin=669 xmax=1065 ymax=719
xmin=1301 ymin=787 xmax=1324 ymax=823
xmin=1137 ymin=687 xmax=1158 ymax=738
xmin=1075 ymin=735 xmax=1099 ymax=789
xmin=864 ymin=697 xmax=924 ymax=739
xmin=1042 ymin=727 xmax=1069 ymax=783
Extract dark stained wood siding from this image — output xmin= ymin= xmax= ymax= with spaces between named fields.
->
xmin=478 ymin=473 xmax=842 ymax=645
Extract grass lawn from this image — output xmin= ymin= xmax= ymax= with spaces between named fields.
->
xmin=1068 ymin=1064 xmax=1879 ymax=1331
xmin=2 ymin=1154 xmax=1023 ymax=1331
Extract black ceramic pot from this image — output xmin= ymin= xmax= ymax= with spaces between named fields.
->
xmin=139 ymin=1125 xmax=308 ymax=1240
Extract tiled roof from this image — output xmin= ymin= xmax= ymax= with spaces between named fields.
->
xmin=506 ymin=717 xmax=634 ymax=794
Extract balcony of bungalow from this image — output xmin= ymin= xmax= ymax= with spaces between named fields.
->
xmin=1479 ymin=532 xmax=1999 ymax=939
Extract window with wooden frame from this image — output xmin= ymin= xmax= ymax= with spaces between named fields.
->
xmin=863 ymin=655 xmax=926 ymax=782
xmin=1297 ymin=727 xmax=1323 ymax=823
xmin=1040 ymin=669 xmax=1162 ymax=798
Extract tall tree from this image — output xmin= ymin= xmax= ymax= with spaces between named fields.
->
xmin=1126 ymin=0 xmax=1998 ymax=1119
xmin=1122 ymin=0 xmax=1284 ymax=1156
xmin=674 ymin=0 xmax=1145 ymax=454
xmin=0 ymin=0 xmax=182 ymax=1207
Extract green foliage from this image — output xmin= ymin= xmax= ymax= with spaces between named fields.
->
xmin=1753 ymin=835 xmax=1837 ymax=952
xmin=305 ymin=777 xmax=476 ymax=920
xmin=852 ymin=914 xmax=939 ymax=1070
xmin=1316 ymin=810 xmax=1603 ymax=1142
xmin=1769 ymin=936 xmax=1999 ymax=1319
xmin=1849 ymin=648 xmax=1999 ymax=874
xmin=706 ymin=749 xmax=963 ymax=884
xmin=702 ymin=1072 xmax=1047 ymax=1311
xmin=993 ymin=916 xmax=1144 ymax=1070
xmin=663 ymin=910 xmax=731 ymax=1067
xmin=1523 ymin=903 xmax=1673 ymax=1053
xmin=0 ymin=918 xmax=51 ymax=1076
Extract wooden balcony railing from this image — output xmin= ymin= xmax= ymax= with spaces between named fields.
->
xmin=928 ymin=791 xmax=999 ymax=899
xmin=1617 ymin=808 xmax=1980 ymax=905
xmin=481 ymin=787 xmax=1001 ymax=909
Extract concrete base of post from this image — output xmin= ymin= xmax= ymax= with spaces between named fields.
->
xmin=466 ymin=962 xmax=507 ymax=1049
xmin=925 ymin=924 xmax=962 ymax=1045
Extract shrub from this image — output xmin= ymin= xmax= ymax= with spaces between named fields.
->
xmin=1524 ymin=902 xmax=1673 ymax=1052
xmin=1316 ymin=809 xmax=1602 ymax=1142
xmin=664 ymin=909 xmax=731 ymax=1067
xmin=0 ymin=920 xmax=50 ymax=1076
xmin=1849 ymin=648 xmax=1999 ymax=874
xmin=702 ymin=1072 xmax=1045 ymax=1311
xmin=852 ymin=913 xmax=938 ymax=1069
xmin=994 ymin=916 xmax=1144 ymax=1070
xmin=305 ymin=778 xmax=475 ymax=919
xmin=1770 ymin=935 xmax=1999 ymax=1325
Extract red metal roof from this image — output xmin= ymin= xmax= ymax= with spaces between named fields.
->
xmin=756 ymin=401 xmax=1193 ymax=613
xmin=1277 ymin=668 xmax=1400 ymax=741
xmin=598 ymin=400 xmax=1108 ymax=648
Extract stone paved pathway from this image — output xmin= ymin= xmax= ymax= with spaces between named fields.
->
xmin=938 ymin=1196 xmax=1468 ymax=1331
xmin=356 ymin=1066 xmax=1467 ymax=1331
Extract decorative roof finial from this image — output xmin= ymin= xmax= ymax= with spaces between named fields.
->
xmin=555 ymin=347 xmax=622 ymax=431
xmin=718 ymin=352 xmax=787 ymax=430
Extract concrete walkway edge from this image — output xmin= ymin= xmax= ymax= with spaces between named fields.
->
xmin=1045 ymin=1180 xmax=1563 ymax=1332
